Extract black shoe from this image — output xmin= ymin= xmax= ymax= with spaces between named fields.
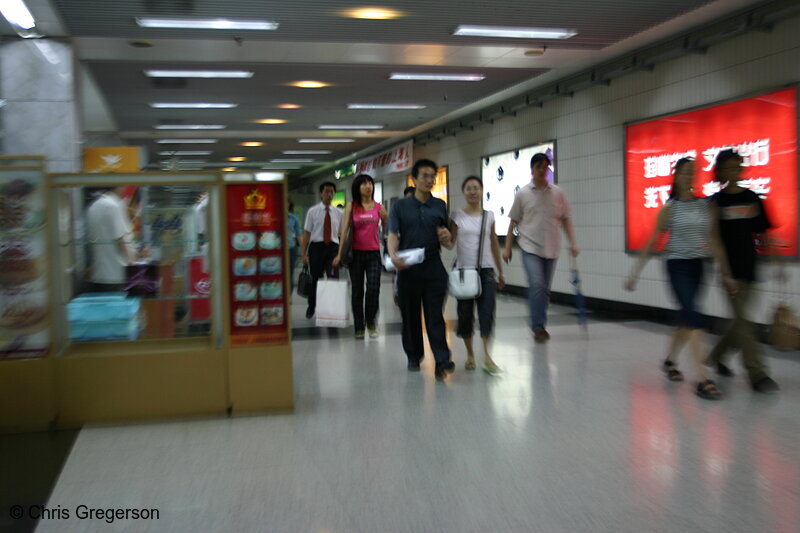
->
xmin=408 ymin=356 xmax=422 ymax=372
xmin=752 ymin=376 xmax=780 ymax=394
xmin=305 ymin=307 xmax=314 ymax=319
xmin=716 ymin=363 xmax=735 ymax=377
xmin=533 ymin=328 xmax=550 ymax=343
xmin=435 ymin=361 xmax=455 ymax=381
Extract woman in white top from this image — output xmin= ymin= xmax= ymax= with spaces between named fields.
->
xmin=450 ymin=176 xmax=505 ymax=374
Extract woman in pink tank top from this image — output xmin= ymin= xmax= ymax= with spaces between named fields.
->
xmin=334 ymin=174 xmax=387 ymax=338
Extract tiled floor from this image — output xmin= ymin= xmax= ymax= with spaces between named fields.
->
xmin=33 ymin=277 xmax=800 ymax=532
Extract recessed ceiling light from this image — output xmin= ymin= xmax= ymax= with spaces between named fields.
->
xmin=453 ymin=25 xmax=577 ymax=39
xmin=144 ymin=69 xmax=254 ymax=78
xmin=241 ymin=142 xmax=264 ymax=147
xmin=289 ymin=80 xmax=330 ymax=89
xmin=155 ymin=139 xmax=218 ymax=144
xmin=221 ymin=167 xmax=238 ymax=172
xmin=318 ymin=124 xmax=384 ymax=130
xmin=339 ymin=7 xmax=406 ymax=20
xmin=347 ymin=103 xmax=425 ymax=110
xmin=389 ymin=73 xmax=485 ymax=82
xmin=254 ymin=118 xmax=288 ymax=125
xmin=271 ymin=158 xmax=314 ymax=163
xmin=150 ymin=102 xmax=237 ymax=109
xmin=228 ymin=157 xmax=247 ymax=162
xmin=283 ymin=150 xmax=332 ymax=155
xmin=276 ymin=103 xmax=302 ymax=109
xmin=298 ymin=138 xmax=355 ymax=143
xmin=158 ymin=150 xmax=213 ymax=156
xmin=136 ymin=17 xmax=279 ymax=31
xmin=154 ymin=124 xmax=226 ymax=130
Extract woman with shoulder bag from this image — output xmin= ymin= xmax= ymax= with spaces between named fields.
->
xmin=450 ymin=176 xmax=505 ymax=374
xmin=334 ymin=174 xmax=387 ymax=339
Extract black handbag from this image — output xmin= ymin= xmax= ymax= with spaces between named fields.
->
xmin=297 ymin=265 xmax=312 ymax=298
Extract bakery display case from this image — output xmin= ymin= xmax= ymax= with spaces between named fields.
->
xmin=2 ymin=169 xmax=293 ymax=432
xmin=47 ymin=172 xmax=228 ymax=426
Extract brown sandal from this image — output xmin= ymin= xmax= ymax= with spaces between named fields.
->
xmin=661 ymin=360 xmax=684 ymax=382
xmin=696 ymin=379 xmax=722 ymax=400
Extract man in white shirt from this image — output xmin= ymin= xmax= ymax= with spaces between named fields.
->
xmin=301 ymin=182 xmax=343 ymax=319
xmin=86 ymin=186 xmax=137 ymax=291
xmin=502 ymin=153 xmax=579 ymax=342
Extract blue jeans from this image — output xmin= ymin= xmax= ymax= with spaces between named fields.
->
xmin=665 ymin=258 xmax=706 ymax=330
xmin=521 ymin=250 xmax=556 ymax=331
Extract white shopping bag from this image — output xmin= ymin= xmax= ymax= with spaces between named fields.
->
xmin=315 ymin=279 xmax=350 ymax=327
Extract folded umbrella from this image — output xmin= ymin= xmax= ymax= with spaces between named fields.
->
xmin=569 ymin=255 xmax=588 ymax=330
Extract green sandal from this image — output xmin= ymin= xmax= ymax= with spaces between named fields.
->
xmin=482 ymin=362 xmax=502 ymax=375
xmin=465 ymin=360 xmax=477 ymax=371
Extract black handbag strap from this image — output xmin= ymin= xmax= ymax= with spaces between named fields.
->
xmin=476 ymin=210 xmax=486 ymax=269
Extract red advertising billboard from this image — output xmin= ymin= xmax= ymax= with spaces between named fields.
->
xmin=625 ymin=87 xmax=798 ymax=256
xmin=226 ymin=184 xmax=288 ymax=346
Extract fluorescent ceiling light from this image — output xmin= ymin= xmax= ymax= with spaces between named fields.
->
xmin=347 ymin=103 xmax=425 ymax=110
xmin=271 ymin=158 xmax=314 ymax=163
xmin=158 ymin=151 xmax=213 ymax=156
xmin=154 ymin=124 xmax=226 ymax=130
xmin=318 ymin=124 xmax=384 ymax=130
xmin=256 ymin=172 xmax=284 ymax=182
xmin=276 ymin=103 xmax=302 ymax=109
xmin=390 ymin=72 xmax=484 ymax=82
xmin=155 ymin=139 xmax=218 ymax=144
xmin=298 ymin=138 xmax=354 ymax=143
xmin=453 ymin=25 xmax=577 ymax=39
xmin=241 ymin=142 xmax=264 ymax=147
xmin=283 ymin=150 xmax=332 ymax=155
xmin=145 ymin=69 xmax=254 ymax=78
xmin=0 ymin=0 xmax=36 ymax=35
xmin=136 ymin=17 xmax=278 ymax=30
xmin=150 ymin=102 xmax=237 ymax=109
xmin=254 ymin=119 xmax=287 ymax=125
xmin=228 ymin=157 xmax=247 ymax=162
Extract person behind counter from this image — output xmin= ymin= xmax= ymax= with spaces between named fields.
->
xmin=86 ymin=186 xmax=139 ymax=292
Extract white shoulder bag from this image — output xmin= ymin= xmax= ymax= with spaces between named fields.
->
xmin=448 ymin=210 xmax=486 ymax=300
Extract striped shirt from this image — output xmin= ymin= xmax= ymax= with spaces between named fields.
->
xmin=665 ymin=198 xmax=711 ymax=260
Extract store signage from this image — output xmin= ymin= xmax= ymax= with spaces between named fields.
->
xmin=84 ymin=147 xmax=142 ymax=173
xmin=333 ymin=164 xmax=357 ymax=180
xmin=625 ymin=87 xmax=798 ymax=256
xmin=355 ymin=140 xmax=412 ymax=177
xmin=226 ymin=184 xmax=288 ymax=346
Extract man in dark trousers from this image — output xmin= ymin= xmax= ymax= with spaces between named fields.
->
xmin=706 ymin=149 xmax=779 ymax=394
xmin=388 ymin=159 xmax=455 ymax=380
xmin=301 ymin=182 xmax=343 ymax=319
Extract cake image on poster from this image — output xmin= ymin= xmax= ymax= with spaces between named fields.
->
xmin=260 ymin=306 xmax=283 ymax=326
xmin=232 ymin=232 xmax=256 ymax=251
xmin=260 ymin=281 xmax=282 ymax=300
xmin=259 ymin=231 xmax=281 ymax=250
xmin=233 ymin=257 xmax=257 ymax=276
xmin=0 ymin=179 xmax=38 ymax=230
xmin=259 ymin=256 xmax=282 ymax=275
xmin=234 ymin=306 xmax=258 ymax=327
xmin=0 ymin=280 xmax=48 ymax=333
xmin=0 ymin=238 xmax=43 ymax=284
xmin=234 ymin=281 xmax=257 ymax=301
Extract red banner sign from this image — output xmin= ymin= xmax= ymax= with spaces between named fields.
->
xmin=226 ymin=184 xmax=288 ymax=346
xmin=625 ymin=87 xmax=798 ymax=256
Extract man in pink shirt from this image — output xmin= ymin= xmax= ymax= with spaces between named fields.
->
xmin=502 ymin=153 xmax=579 ymax=342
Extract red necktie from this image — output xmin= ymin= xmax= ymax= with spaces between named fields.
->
xmin=323 ymin=206 xmax=332 ymax=244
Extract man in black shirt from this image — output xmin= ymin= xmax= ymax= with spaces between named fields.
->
xmin=707 ymin=149 xmax=779 ymax=394
xmin=388 ymin=159 xmax=455 ymax=380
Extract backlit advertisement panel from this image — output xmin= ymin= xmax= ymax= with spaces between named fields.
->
xmin=625 ymin=87 xmax=797 ymax=256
